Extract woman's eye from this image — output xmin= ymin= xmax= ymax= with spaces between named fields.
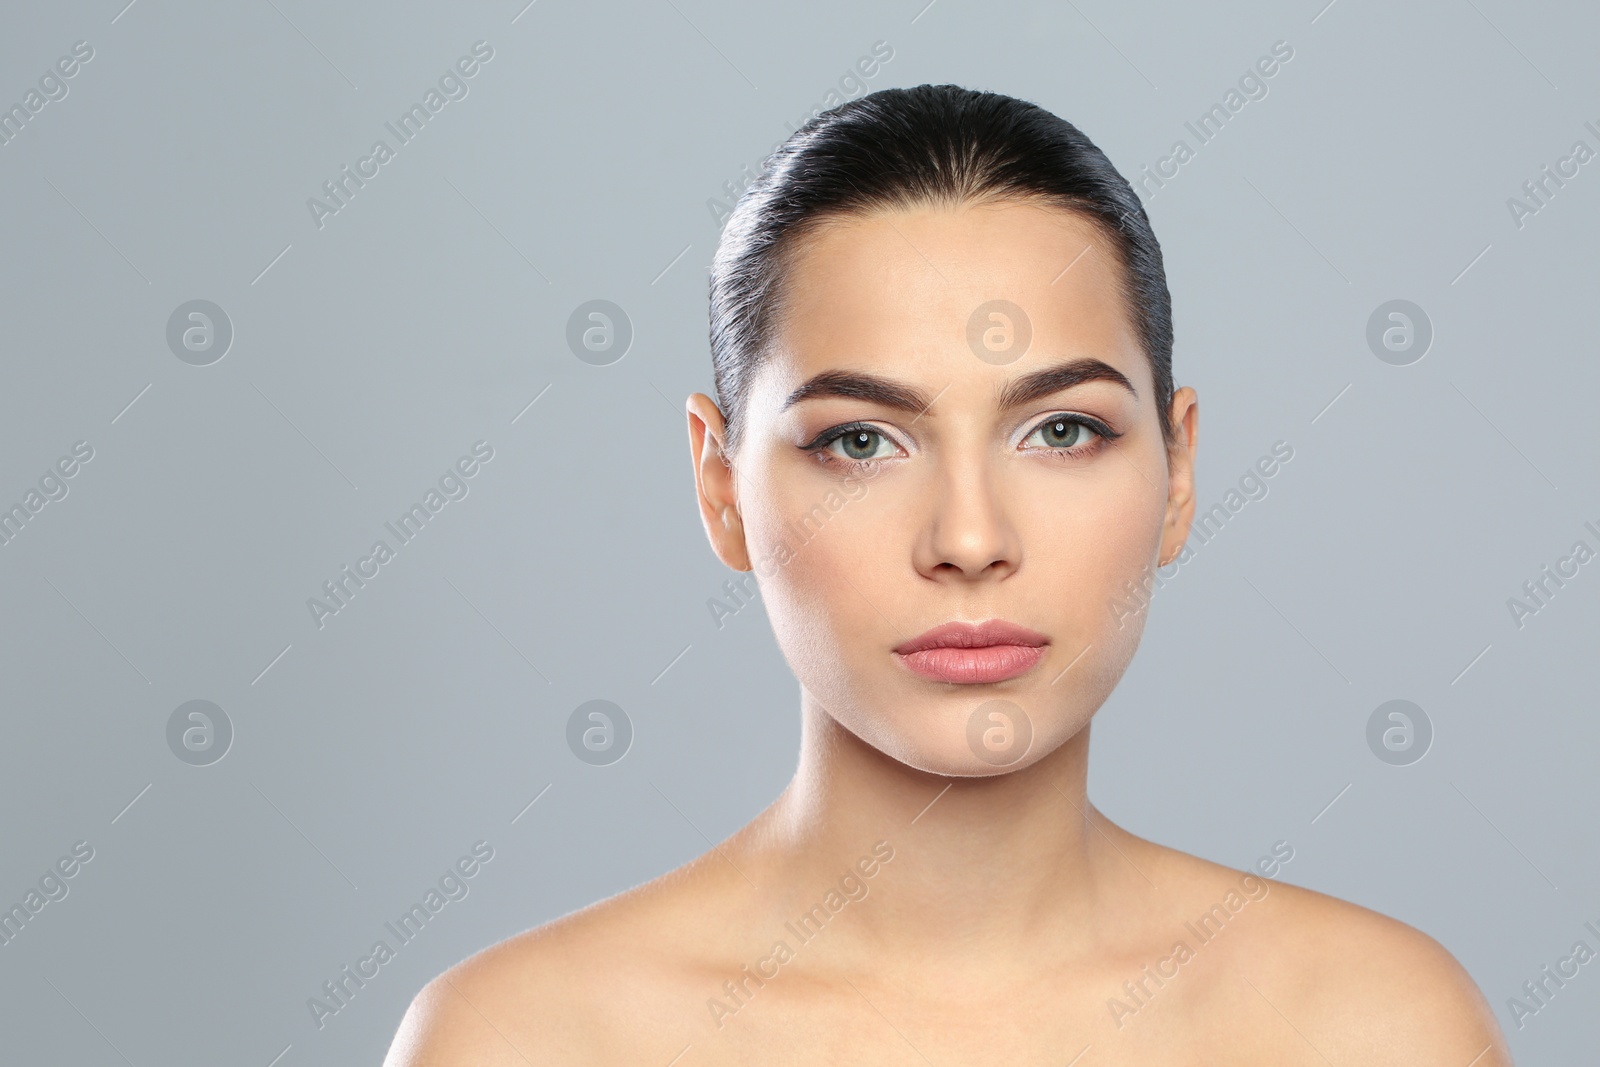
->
xmin=825 ymin=428 xmax=897 ymax=462
xmin=1022 ymin=415 xmax=1103 ymax=451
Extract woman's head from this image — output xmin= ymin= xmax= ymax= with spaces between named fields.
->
xmin=687 ymin=84 xmax=1199 ymax=777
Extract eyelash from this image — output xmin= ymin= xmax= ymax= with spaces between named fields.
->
xmin=804 ymin=413 xmax=1122 ymax=473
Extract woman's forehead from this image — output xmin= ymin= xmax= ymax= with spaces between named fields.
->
xmin=765 ymin=200 xmax=1149 ymax=402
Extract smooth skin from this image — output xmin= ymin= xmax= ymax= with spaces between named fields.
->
xmin=384 ymin=199 xmax=1512 ymax=1065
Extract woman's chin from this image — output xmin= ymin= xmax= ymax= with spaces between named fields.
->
xmin=842 ymin=704 xmax=1090 ymax=780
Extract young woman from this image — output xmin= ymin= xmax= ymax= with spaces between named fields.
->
xmin=386 ymin=84 xmax=1511 ymax=1065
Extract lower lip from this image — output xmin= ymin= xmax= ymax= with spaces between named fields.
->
xmin=894 ymin=644 xmax=1046 ymax=684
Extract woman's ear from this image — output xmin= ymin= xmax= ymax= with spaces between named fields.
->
xmin=1158 ymin=387 xmax=1199 ymax=567
xmin=686 ymin=393 xmax=752 ymax=572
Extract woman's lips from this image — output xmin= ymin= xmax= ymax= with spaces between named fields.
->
xmin=894 ymin=643 xmax=1046 ymax=684
xmin=891 ymin=621 xmax=1050 ymax=684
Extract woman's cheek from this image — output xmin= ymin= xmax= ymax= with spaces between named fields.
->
xmin=1044 ymin=482 xmax=1166 ymax=656
xmin=743 ymin=490 xmax=857 ymax=645
xmin=1093 ymin=509 xmax=1168 ymax=655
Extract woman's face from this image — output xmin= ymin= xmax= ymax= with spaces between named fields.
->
xmin=691 ymin=197 xmax=1197 ymax=776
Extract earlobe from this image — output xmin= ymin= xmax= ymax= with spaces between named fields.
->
xmin=716 ymin=503 xmax=752 ymax=572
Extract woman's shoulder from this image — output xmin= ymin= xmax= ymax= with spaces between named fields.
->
xmin=1133 ymin=839 xmax=1512 ymax=1064
xmin=381 ymin=853 xmax=740 ymax=1066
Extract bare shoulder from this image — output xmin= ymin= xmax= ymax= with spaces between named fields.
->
xmin=380 ymin=917 xmax=592 ymax=1066
xmin=382 ymin=856 xmax=734 ymax=1066
xmin=1252 ymin=878 xmax=1511 ymax=1063
xmin=1136 ymin=840 xmax=1513 ymax=1065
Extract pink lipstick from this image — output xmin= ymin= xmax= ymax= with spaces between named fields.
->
xmin=892 ymin=620 xmax=1048 ymax=684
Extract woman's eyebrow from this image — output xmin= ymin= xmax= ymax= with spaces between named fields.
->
xmin=780 ymin=357 xmax=1138 ymax=415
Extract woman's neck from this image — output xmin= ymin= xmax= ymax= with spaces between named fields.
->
xmin=746 ymin=695 xmax=1136 ymax=983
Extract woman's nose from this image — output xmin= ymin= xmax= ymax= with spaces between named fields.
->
xmin=913 ymin=461 xmax=1021 ymax=582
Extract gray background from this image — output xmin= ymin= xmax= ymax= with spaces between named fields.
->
xmin=1 ymin=0 xmax=1595 ymax=1062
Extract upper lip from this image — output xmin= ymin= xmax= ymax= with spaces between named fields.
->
xmin=893 ymin=620 xmax=1049 ymax=655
